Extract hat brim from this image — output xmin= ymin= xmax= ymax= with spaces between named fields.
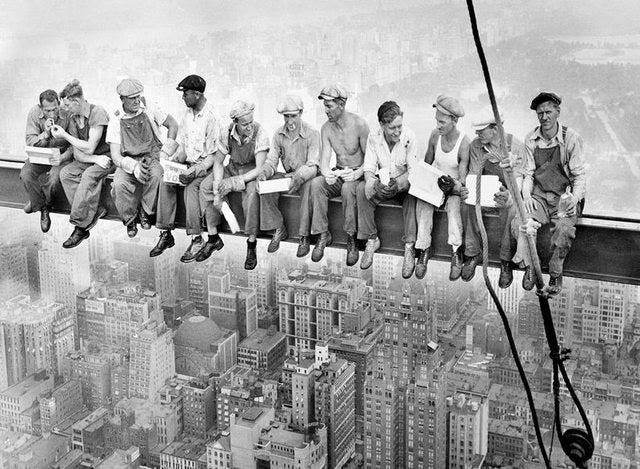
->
xmin=433 ymin=103 xmax=456 ymax=117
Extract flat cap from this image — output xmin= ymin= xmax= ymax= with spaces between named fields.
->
xmin=116 ymin=78 xmax=144 ymax=97
xmin=229 ymin=100 xmax=255 ymax=120
xmin=277 ymin=94 xmax=304 ymax=114
xmin=176 ymin=74 xmax=206 ymax=93
xmin=530 ymin=91 xmax=561 ymax=110
xmin=318 ymin=84 xmax=347 ymax=101
xmin=472 ymin=108 xmax=505 ymax=131
xmin=433 ymin=95 xmax=465 ymax=118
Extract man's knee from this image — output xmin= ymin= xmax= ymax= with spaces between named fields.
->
xmin=341 ymin=180 xmax=357 ymax=199
xmin=310 ymin=175 xmax=327 ymax=195
xmin=20 ymin=163 xmax=37 ymax=182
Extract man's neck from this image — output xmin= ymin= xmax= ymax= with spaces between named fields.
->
xmin=541 ymin=122 xmax=559 ymax=141
xmin=334 ymin=112 xmax=348 ymax=130
xmin=192 ymin=96 xmax=207 ymax=114
xmin=443 ymin=127 xmax=459 ymax=143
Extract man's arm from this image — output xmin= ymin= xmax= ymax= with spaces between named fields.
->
xmin=241 ymin=150 xmax=269 ymax=183
xmin=424 ymin=130 xmax=438 ymax=164
xmin=457 ymin=136 xmax=471 ymax=182
xmin=294 ymin=128 xmax=320 ymax=182
xmin=261 ymin=134 xmax=281 ymax=180
xmin=348 ymin=118 xmax=370 ymax=181
xmin=521 ymin=138 xmax=536 ymax=212
xmin=566 ymin=130 xmax=586 ymax=201
xmin=319 ymin=123 xmax=333 ymax=177
xmin=25 ymin=108 xmax=51 ymax=147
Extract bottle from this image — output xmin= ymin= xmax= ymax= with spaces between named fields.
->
xmin=557 ymin=186 xmax=574 ymax=218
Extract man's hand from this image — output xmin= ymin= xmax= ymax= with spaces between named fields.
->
xmin=44 ymin=118 xmax=55 ymax=134
xmin=373 ymin=179 xmax=386 ymax=198
xmin=325 ymin=171 xmax=338 ymax=185
xmin=179 ymin=168 xmax=196 ymax=185
xmin=499 ymin=150 xmax=522 ymax=169
xmin=381 ymin=178 xmax=398 ymax=198
xmin=50 ymin=153 xmax=62 ymax=166
xmin=133 ymin=162 xmax=150 ymax=183
xmin=340 ymin=168 xmax=356 ymax=182
xmin=217 ymin=175 xmax=246 ymax=197
xmin=50 ymin=125 xmax=66 ymax=139
xmin=256 ymin=170 xmax=268 ymax=182
xmin=523 ymin=195 xmax=536 ymax=214
xmin=288 ymin=174 xmax=304 ymax=194
xmin=94 ymin=154 xmax=111 ymax=170
xmin=217 ymin=178 xmax=233 ymax=197
xmin=564 ymin=197 xmax=577 ymax=217
xmin=493 ymin=185 xmax=512 ymax=207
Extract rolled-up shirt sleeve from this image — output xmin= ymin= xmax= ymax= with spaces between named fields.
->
xmin=566 ymin=130 xmax=586 ymax=201
xmin=262 ymin=134 xmax=282 ymax=178
xmin=305 ymin=128 xmax=320 ymax=168
xmin=254 ymin=126 xmax=270 ymax=154
xmin=522 ymin=135 xmax=536 ymax=189
xmin=362 ymin=137 xmax=379 ymax=175
xmin=204 ymin=114 xmax=222 ymax=158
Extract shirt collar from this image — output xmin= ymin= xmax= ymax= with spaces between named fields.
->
xmin=373 ymin=126 xmax=408 ymax=150
xmin=531 ymin=121 xmax=564 ymax=144
xmin=188 ymin=100 xmax=211 ymax=119
xmin=278 ymin=121 xmax=308 ymax=140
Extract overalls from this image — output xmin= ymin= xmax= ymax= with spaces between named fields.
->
xmin=200 ymin=124 xmax=261 ymax=236
xmin=59 ymin=104 xmax=115 ymax=229
xmin=113 ymin=112 xmax=164 ymax=225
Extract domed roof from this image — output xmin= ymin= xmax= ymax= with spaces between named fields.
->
xmin=174 ymin=314 xmax=225 ymax=352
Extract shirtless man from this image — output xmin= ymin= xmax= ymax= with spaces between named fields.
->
xmin=308 ymin=84 xmax=369 ymax=265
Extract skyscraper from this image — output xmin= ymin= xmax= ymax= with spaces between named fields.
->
xmin=0 ymin=243 xmax=28 ymax=302
xmin=208 ymin=268 xmax=257 ymax=341
xmin=446 ymin=393 xmax=489 ymax=469
xmin=128 ymin=321 xmax=175 ymax=399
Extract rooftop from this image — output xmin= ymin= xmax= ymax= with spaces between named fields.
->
xmin=239 ymin=327 xmax=286 ymax=352
xmin=161 ymin=438 xmax=208 ymax=461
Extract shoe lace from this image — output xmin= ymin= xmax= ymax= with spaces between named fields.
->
xmin=347 ymin=236 xmax=355 ymax=249
xmin=419 ymin=249 xmax=428 ymax=263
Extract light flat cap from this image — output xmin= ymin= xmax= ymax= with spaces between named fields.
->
xmin=116 ymin=78 xmax=144 ymax=97
xmin=433 ymin=95 xmax=465 ymax=118
xmin=472 ymin=108 xmax=505 ymax=131
xmin=176 ymin=74 xmax=206 ymax=93
xmin=318 ymin=84 xmax=347 ymax=101
xmin=530 ymin=91 xmax=561 ymax=110
xmin=229 ymin=100 xmax=255 ymax=120
xmin=277 ymin=94 xmax=304 ymax=114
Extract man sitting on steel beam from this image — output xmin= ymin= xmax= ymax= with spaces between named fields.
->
xmin=257 ymin=94 xmax=320 ymax=256
xmin=459 ymin=108 xmax=529 ymax=287
xmin=198 ymin=100 xmax=270 ymax=270
xmin=150 ymin=74 xmax=222 ymax=263
xmin=22 ymin=89 xmax=73 ymax=233
xmin=356 ymin=101 xmax=418 ymax=274
xmin=310 ymin=84 xmax=370 ymax=265
xmin=511 ymin=92 xmax=586 ymax=295
xmin=53 ymin=80 xmax=114 ymax=248
xmin=107 ymin=78 xmax=179 ymax=239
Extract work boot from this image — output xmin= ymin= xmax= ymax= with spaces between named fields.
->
xmin=40 ymin=207 xmax=51 ymax=233
xmin=312 ymin=232 xmax=332 ymax=263
xmin=360 ymin=236 xmax=380 ymax=270
xmin=297 ymin=236 xmax=310 ymax=258
xmin=245 ymin=239 xmax=257 ymax=270
xmin=139 ymin=210 xmax=153 ymax=230
xmin=150 ymin=231 xmax=175 ymax=257
xmin=86 ymin=206 xmax=108 ymax=231
xmin=346 ymin=234 xmax=359 ymax=267
xmin=62 ymin=226 xmax=89 ymax=249
xmin=195 ymin=234 xmax=224 ymax=262
xmin=415 ymin=248 xmax=430 ymax=279
xmin=267 ymin=225 xmax=288 ymax=253
xmin=498 ymin=260 xmax=514 ymax=288
xmin=126 ymin=221 xmax=138 ymax=238
xmin=522 ymin=266 xmax=535 ymax=291
xmin=401 ymin=243 xmax=416 ymax=279
xmin=449 ymin=248 xmax=464 ymax=281
xmin=23 ymin=201 xmax=33 ymax=214
xmin=461 ymin=254 xmax=482 ymax=282
xmin=547 ymin=275 xmax=563 ymax=295
xmin=180 ymin=235 xmax=204 ymax=263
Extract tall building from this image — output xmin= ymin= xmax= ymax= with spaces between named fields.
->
xmin=38 ymin=379 xmax=85 ymax=433
xmin=76 ymin=282 xmax=162 ymax=349
xmin=278 ymin=269 xmax=371 ymax=352
xmin=0 ymin=243 xmax=28 ymax=302
xmin=314 ymin=358 xmax=356 ymax=469
xmin=0 ymin=295 xmax=72 ymax=389
xmin=486 ymin=267 xmax=524 ymax=317
xmin=182 ymin=378 xmax=216 ymax=439
xmin=383 ymin=278 xmax=436 ymax=383
xmin=208 ymin=268 xmax=257 ymax=341
xmin=39 ymin=232 xmax=90 ymax=315
xmin=291 ymin=358 xmax=316 ymax=430
xmin=113 ymin=238 xmax=176 ymax=303
xmin=574 ymin=280 xmax=629 ymax=346
xmin=128 ymin=321 xmax=175 ymax=399
xmin=188 ymin=263 xmax=210 ymax=316
xmin=247 ymin=255 xmax=277 ymax=312
xmin=174 ymin=314 xmax=237 ymax=377
xmin=372 ymin=253 xmax=401 ymax=309
xmin=0 ymin=370 xmax=54 ymax=431
xmin=446 ymin=393 xmax=489 ymax=469
xmin=237 ymin=327 xmax=287 ymax=373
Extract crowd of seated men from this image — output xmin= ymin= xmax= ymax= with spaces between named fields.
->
xmin=22 ymin=75 xmax=584 ymax=294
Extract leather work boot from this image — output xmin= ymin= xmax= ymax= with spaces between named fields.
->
xmin=150 ymin=230 xmax=175 ymax=257
xmin=461 ymin=254 xmax=482 ymax=282
xmin=245 ymin=239 xmax=258 ymax=270
xmin=522 ymin=265 xmax=535 ymax=291
xmin=498 ymin=260 xmax=514 ymax=288
xmin=180 ymin=235 xmax=204 ymax=263
xmin=62 ymin=226 xmax=89 ymax=249
xmin=414 ymin=248 xmax=430 ymax=280
xmin=360 ymin=236 xmax=380 ymax=270
xmin=547 ymin=275 xmax=563 ymax=295
xmin=401 ymin=243 xmax=416 ymax=279
xmin=40 ymin=207 xmax=51 ymax=233
xmin=449 ymin=248 xmax=463 ymax=281
xmin=126 ymin=221 xmax=138 ymax=238
xmin=195 ymin=235 xmax=224 ymax=262
xmin=139 ymin=210 xmax=153 ymax=230
xmin=86 ymin=206 xmax=108 ymax=231
xmin=297 ymin=236 xmax=311 ymax=258
xmin=267 ymin=225 xmax=288 ymax=253
xmin=311 ymin=232 xmax=332 ymax=263
xmin=345 ymin=234 xmax=359 ymax=267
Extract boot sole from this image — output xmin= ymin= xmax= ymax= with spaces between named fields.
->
xmin=62 ymin=232 xmax=90 ymax=249
xmin=150 ymin=240 xmax=175 ymax=258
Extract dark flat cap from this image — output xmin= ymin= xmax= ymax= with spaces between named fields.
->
xmin=530 ymin=92 xmax=561 ymax=110
xmin=177 ymin=75 xmax=206 ymax=93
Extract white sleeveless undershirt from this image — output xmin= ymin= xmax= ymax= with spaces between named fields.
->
xmin=433 ymin=132 xmax=464 ymax=179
